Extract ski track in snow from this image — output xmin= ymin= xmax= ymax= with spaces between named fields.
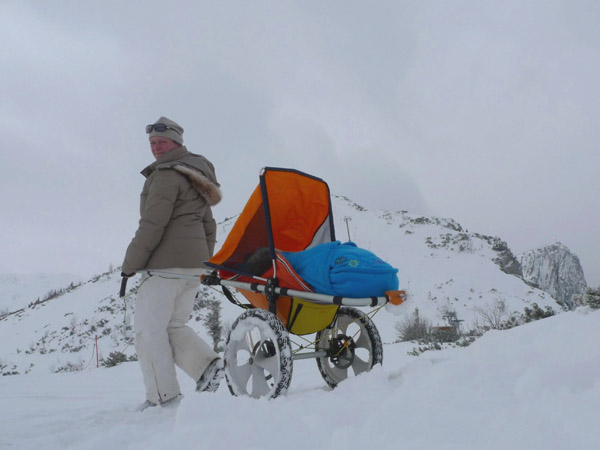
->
xmin=1 ymin=308 xmax=599 ymax=450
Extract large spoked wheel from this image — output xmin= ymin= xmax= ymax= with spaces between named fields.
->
xmin=224 ymin=308 xmax=293 ymax=399
xmin=315 ymin=307 xmax=383 ymax=389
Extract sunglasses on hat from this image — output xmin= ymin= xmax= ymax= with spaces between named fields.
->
xmin=146 ymin=123 xmax=181 ymax=134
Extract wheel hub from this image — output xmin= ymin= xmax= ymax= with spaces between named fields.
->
xmin=252 ymin=340 xmax=276 ymax=358
xmin=329 ymin=334 xmax=356 ymax=369
xmin=250 ymin=340 xmax=276 ymax=378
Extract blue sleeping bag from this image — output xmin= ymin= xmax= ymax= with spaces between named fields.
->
xmin=281 ymin=241 xmax=399 ymax=297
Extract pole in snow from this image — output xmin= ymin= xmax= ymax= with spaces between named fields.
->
xmin=343 ymin=216 xmax=352 ymax=241
xmin=95 ymin=335 xmax=99 ymax=368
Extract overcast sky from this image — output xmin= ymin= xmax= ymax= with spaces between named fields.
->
xmin=1 ymin=0 xmax=599 ymax=286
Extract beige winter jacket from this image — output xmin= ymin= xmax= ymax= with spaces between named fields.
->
xmin=122 ymin=147 xmax=221 ymax=274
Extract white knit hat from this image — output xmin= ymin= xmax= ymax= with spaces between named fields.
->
xmin=146 ymin=116 xmax=184 ymax=145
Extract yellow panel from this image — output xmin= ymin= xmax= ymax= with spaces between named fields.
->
xmin=287 ymin=298 xmax=339 ymax=335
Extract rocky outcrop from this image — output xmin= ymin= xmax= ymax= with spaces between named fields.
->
xmin=474 ymin=234 xmax=523 ymax=276
xmin=518 ymin=242 xmax=587 ymax=304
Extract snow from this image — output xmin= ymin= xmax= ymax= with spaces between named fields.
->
xmin=1 ymin=307 xmax=599 ymax=450
xmin=0 ymin=273 xmax=82 ymax=313
xmin=0 ymin=196 xmax=595 ymax=449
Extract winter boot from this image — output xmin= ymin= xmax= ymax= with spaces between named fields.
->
xmin=136 ymin=400 xmax=158 ymax=412
xmin=160 ymin=394 xmax=182 ymax=409
xmin=136 ymin=394 xmax=182 ymax=411
xmin=196 ymin=357 xmax=224 ymax=393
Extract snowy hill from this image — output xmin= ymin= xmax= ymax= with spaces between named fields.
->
xmin=518 ymin=242 xmax=587 ymax=304
xmin=0 ymin=271 xmax=225 ymax=376
xmin=329 ymin=195 xmax=560 ymax=328
xmin=1 ymin=307 xmax=598 ymax=450
xmin=0 ymin=273 xmax=82 ymax=313
xmin=0 ymin=195 xmax=562 ymax=377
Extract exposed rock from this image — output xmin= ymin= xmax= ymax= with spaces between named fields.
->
xmin=518 ymin=242 xmax=587 ymax=305
xmin=474 ymin=234 xmax=522 ymax=276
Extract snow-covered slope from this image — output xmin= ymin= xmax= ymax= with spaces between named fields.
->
xmin=0 ymin=273 xmax=82 ymax=313
xmin=0 ymin=271 xmax=224 ymax=376
xmin=518 ymin=242 xmax=587 ymax=304
xmin=330 ymin=195 xmax=559 ymax=329
xmin=0 ymin=195 xmax=561 ymax=376
xmin=1 ymin=307 xmax=598 ymax=450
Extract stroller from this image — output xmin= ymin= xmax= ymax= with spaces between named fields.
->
xmin=142 ymin=167 xmax=406 ymax=399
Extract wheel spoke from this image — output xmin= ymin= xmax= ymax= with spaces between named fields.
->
xmin=351 ymin=354 xmax=371 ymax=375
xmin=245 ymin=333 xmax=255 ymax=352
xmin=250 ymin=365 xmax=271 ymax=398
xmin=229 ymin=362 xmax=252 ymax=394
xmin=354 ymin=329 xmax=370 ymax=349
xmin=230 ymin=334 xmax=252 ymax=354
xmin=254 ymin=351 xmax=279 ymax=378
xmin=328 ymin=365 xmax=348 ymax=382
xmin=335 ymin=320 xmax=349 ymax=335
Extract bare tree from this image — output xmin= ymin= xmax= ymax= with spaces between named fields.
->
xmin=395 ymin=308 xmax=432 ymax=341
xmin=473 ymin=299 xmax=509 ymax=330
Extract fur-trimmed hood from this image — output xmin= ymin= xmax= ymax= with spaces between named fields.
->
xmin=141 ymin=147 xmax=222 ymax=206
xmin=170 ymin=164 xmax=222 ymax=206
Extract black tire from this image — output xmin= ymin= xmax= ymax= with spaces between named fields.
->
xmin=315 ymin=306 xmax=383 ymax=389
xmin=224 ymin=308 xmax=293 ymax=399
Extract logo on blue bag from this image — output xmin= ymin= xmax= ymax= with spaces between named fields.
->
xmin=334 ymin=256 xmax=348 ymax=266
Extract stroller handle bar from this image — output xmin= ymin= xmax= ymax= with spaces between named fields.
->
xmin=136 ymin=269 xmax=407 ymax=307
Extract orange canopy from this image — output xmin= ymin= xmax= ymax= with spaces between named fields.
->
xmin=207 ymin=167 xmax=335 ymax=279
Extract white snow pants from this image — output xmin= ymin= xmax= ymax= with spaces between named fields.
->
xmin=134 ymin=268 xmax=218 ymax=404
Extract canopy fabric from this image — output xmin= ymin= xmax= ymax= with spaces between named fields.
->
xmin=207 ymin=167 xmax=335 ymax=279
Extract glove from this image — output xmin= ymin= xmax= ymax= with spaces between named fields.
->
xmin=119 ymin=273 xmax=134 ymax=298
